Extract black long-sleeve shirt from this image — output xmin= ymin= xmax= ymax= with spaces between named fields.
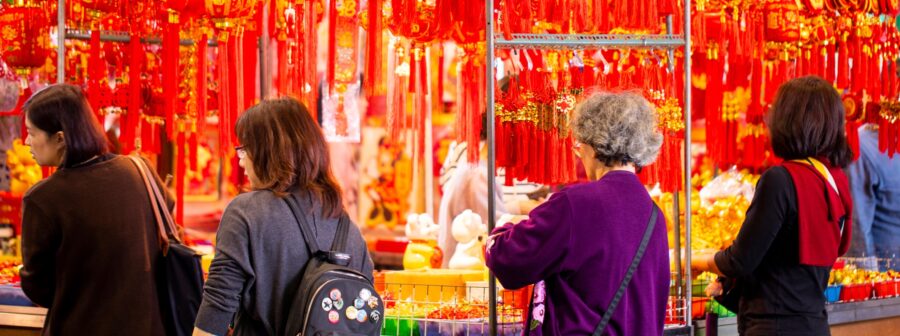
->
xmin=714 ymin=167 xmax=832 ymax=336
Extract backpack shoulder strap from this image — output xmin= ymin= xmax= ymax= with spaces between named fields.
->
xmin=329 ymin=211 xmax=351 ymax=253
xmin=283 ymin=193 xmax=321 ymax=256
xmin=593 ymin=201 xmax=659 ymax=336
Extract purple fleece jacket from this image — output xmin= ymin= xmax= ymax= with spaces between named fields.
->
xmin=486 ymin=171 xmax=670 ymax=335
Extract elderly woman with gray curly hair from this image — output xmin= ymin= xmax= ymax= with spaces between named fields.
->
xmin=486 ymin=92 xmax=670 ymax=336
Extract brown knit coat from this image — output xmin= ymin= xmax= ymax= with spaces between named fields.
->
xmin=20 ymin=154 xmax=173 ymax=336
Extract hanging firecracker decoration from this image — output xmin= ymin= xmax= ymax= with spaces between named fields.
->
xmin=271 ymin=0 xmax=324 ymax=114
xmin=118 ymin=36 xmax=144 ymax=155
xmin=740 ymin=13 xmax=772 ymax=171
xmin=323 ymin=0 xmax=362 ymax=142
xmin=206 ymin=0 xmax=259 ymax=156
xmin=494 ymin=49 xmax=578 ymax=186
xmin=448 ymin=0 xmax=487 ymax=164
xmin=647 ymin=93 xmax=685 ymax=193
xmin=361 ymin=0 xmax=386 ymax=98
xmin=376 ymin=0 xmax=454 ymax=164
xmin=0 ymin=6 xmax=51 ymax=71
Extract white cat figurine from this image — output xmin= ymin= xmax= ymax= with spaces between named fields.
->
xmin=405 ymin=213 xmax=439 ymax=240
xmin=448 ymin=210 xmax=487 ymax=270
xmin=403 ymin=213 xmax=442 ymax=270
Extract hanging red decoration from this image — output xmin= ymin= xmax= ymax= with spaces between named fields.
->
xmin=0 ymin=6 xmax=51 ymax=70
xmin=363 ymin=0 xmax=385 ymax=97
xmin=120 ymin=37 xmax=143 ymax=155
xmin=765 ymin=0 xmax=801 ymax=42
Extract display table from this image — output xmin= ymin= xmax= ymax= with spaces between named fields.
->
xmin=694 ymin=297 xmax=900 ymax=336
xmin=0 ymin=305 xmax=45 ymax=335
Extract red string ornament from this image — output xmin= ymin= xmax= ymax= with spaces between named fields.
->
xmin=0 ymin=6 xmax=51 ymax=70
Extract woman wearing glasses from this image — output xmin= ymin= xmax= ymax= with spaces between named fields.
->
xmin=193 ymin=98 xmax=373 ymax=335
xmin=486 ymin=92 xmax=670 ymax=335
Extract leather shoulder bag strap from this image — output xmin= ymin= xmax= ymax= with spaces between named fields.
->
xmin=593 ymin=202 xmax=660 ymax=336
xmin=127 ymin=155 xmax=176 ymax=255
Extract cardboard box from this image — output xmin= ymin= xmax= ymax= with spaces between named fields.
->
xmin=383 ymin=269 xmax=485 ymax=303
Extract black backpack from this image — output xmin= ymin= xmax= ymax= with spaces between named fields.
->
xmin=283 ymin=194 xmax=384 ymax=336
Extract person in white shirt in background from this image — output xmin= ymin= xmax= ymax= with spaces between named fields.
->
xmin=436 ymin=112 xmax=540 ymax=268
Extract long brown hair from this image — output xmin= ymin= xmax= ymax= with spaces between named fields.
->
xmin=766 ymin=76 xmax=853 ymax=168
xmin=236 ymin=98 xmax=343 ymax=218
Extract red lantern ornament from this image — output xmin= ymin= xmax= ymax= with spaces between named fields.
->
xmin=0 ymin=6 xmax=51 ymax=70
xmin=765 ymin=0 xmax=801 ymax=42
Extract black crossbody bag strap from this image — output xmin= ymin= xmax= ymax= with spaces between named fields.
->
xmin=593 ymin=202 xmax=660 ymax=336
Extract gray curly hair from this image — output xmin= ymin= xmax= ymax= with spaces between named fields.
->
xmin=572 ymin=92 xmax=663 ymax=168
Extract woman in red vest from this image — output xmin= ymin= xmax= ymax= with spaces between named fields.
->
xmin=693 ymin=76 xmax=853 ymax=335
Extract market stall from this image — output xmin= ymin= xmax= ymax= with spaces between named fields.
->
xmin=0 ymin=0 xmax=898 ymax=334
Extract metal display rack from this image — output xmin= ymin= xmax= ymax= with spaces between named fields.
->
xmin=484 ymin=2 xmax=694 ymax=335
xmin=46 ymin=0 xmax=694 ymax=334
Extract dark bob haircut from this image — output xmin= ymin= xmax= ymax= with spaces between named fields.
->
xmin=766 ymin=76 xmax=853 ymax=168
xmin=236 ymin=97 xmax=344 ymax=218
xmin=23 ymin=84 xmax=110 ymax=168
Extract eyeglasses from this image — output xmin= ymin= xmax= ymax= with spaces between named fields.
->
xmin=572 ymin=141 xmax=583 ymax=158
xmin=235 ymin=146 xmax=247 ymax=159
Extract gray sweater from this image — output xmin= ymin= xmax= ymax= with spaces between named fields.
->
xmin=195 ymin=189 xmax=374 ymax=335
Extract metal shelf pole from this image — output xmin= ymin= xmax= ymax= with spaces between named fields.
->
xmin=684 ymin=0 xmax=694 ymax=328
xmin=486 ymin=0 xmax=498 ymax=334
xmin=57 ymin=0 xmax=65 ymax=84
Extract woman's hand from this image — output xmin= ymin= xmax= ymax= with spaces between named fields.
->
xmin=705 ymin=280 xmax=724 ymax=297
xmin=690 ymin=251 xmax=722 ymax=275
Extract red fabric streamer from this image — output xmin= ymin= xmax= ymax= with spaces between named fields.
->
xmin=176 ymin=124 xmax=186 ymax=225
xmin=88 ymin=31 xmax=103 ymax=122
xmin=437 ymin=47 xmax=444 ymax=103
xmin=889 ymin=59 xmax=898 ymax=99
xmin=197 ymin=34 xmax=208 ymax=135
xmin=304 ymin=1 xmax=319 ymax=119
xmin=243 ymin=31 xmax=258 ymax=112
xmin=163 ymin=19 xmax=180 ymax=140
xmin=825 ymin=43 xmax=836 ymax=83
xmin=837 ymin=38 xmax=850 ymax=88
xmin=364 ymin=0 xmax=384 ymax=97
xmin=326 ymin=0 xmax=337 ymax=94
xmin=121 ymin=36 xmax=143 ymax=154
xmin=189 ymin=126 xmax=198 ymax=172
xmin=848 ymin=120 xmax=861 ymax=161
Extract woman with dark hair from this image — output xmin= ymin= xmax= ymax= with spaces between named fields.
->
xmin=693 ymin=75 xmax=854 ymax=335
xmin=194 ymin=98 xmax=373 ymax=335
xmin=20 ymin=84 xmax=173 ymax=335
